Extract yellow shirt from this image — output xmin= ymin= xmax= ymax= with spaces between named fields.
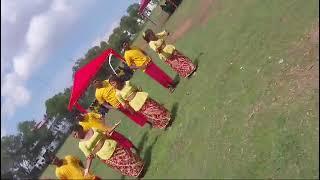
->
xmin=124 ymin=47 xmax=151 ymax=71
xmin=95 ymin=80 xmax=120 ymax=108
xmin=148 ymin=30 xmax=176 ymax=60
xmin=79 ymin=112 xmax=111 ymax=132
xmin=79 ymin=128 xmax=117 ymax=160
xmin=55 ymin=155 xmax=95 ymax=180
xmin=116 ymin=81 xmax=148 ymax=111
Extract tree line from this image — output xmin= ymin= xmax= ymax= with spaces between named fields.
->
xmin=1 ymin=3 xmax=150 ymax=179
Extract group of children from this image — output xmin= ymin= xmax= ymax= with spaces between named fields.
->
xmin=47 ymin=29 xmax=198 ymax=179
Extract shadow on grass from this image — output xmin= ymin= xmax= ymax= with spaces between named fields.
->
xmin=166 ymin=102 xmax=179 ymax=129
xmin=137 ymin=132 xmax=149 ymax=156
xmin=139 ymin=136 xmax=160 ymax=178
xmin=173 ymin=74 xmax=181 ymax=87
xmin=193 ymin=52 xmax=205 ymax=67
xmin=188 ymin=52 xmax=204 ymax=78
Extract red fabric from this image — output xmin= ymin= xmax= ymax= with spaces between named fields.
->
xmin=68 ymin=49 xmax=125 ymax=112
xmin=118 ymin=105 xmax=147 ymax=127
xmin=93 ymin=176 xmax=101 ymax=180
xmin=111 ymin=131 xmax=134 ymax=149
xmin=139 ymin=0 xmax=151 ymax=13
xmin=165 ymin=51 xmax=196 ymax=78
xmin=145 ymin=62 xmax=174 ymax=88
xmin=75 ymin=102 xmax=88 ymax=114
xmin=138 ymin=98 xmax=171 ymax=129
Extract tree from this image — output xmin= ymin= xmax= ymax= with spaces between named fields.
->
xmin=119 ymin=16 xmax=142 ymax=34
xmin=127 ymin=3 xmax=141 ymax=19
xmin=45 ymin=88 xmax=71 ymax=119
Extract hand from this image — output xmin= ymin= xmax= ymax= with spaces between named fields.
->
xmin=140 ymin=64 xmax=148 ymax=69
xmin=84 ymin=168 xmax=89 ymax=176
xmin=165 ymin=29 xmax=170 ymax=36
xmin=156 ymin=47 xmax=163 ymax=53
xmin=128 ymin=107 xmax=135 ymax=114
xmin=129 ymin=65 xmax=139 ymax=70
xmin=114 ymin=121 xmax=121 ymax=127
xmin=87 ymin=153 xmax=95 ymax=160
xmin=107 ymin=121 xmax=121 ymax=136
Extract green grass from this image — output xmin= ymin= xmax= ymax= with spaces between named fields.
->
xmin=41 ymin=0 xmax=319 ymax=179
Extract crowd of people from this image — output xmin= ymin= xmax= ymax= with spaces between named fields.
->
xmin=48 ymin=29 xmax=198 ymax=179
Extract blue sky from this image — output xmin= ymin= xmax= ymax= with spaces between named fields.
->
xmin=1 ymin=0 xmax=139 ymax=136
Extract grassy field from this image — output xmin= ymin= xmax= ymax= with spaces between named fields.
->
xmin=41 ymin=0 xmax=319 ymax=179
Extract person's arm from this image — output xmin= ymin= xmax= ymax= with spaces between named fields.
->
xmin=129 ymin=64 xmax=141 ymax=70
xmin=78 ymin=160 xmax=85 ymax=168
xmin=105 ymin=121 xmax=121 ymax=136
xmin=102 ymin=102 xmax=114 ymax=109
xmin=156 ymin=30 xmax=169 ymax=38
xmin=84 ymin=157 xmax=93 ymax=177
xmin=124 ymin=101 xmax=136 ymax=114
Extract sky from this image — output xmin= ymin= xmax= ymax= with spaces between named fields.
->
xmin=1 ymin=0 xmax=139 ymax=136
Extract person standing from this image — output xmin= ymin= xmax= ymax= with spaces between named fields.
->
xmin=109 ymin=75 xmax=171 ymax=129
xmin=93 ymin=79 xmax=148 ymax=127
xmin=143 ymin=29 xmax=197 ymax=78
xmin=122 ymin=41 xmax=176 ymax=92
xmin=72 ymin=125 xmax=144 ymax=178
xmin=49 ymin=155 xmax=101 ymax=180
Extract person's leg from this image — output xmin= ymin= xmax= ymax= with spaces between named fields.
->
xmin=144 ymin=62 xmax=174 ymax=89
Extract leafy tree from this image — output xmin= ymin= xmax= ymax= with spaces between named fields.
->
xmin=127 ymin=3 xmax=141 ymax=19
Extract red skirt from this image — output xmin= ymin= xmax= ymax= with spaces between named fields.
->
xmin=165 ymin=50 xmax=196 ymax=78
xmin=138 ymin=98 xmax=171 ymax=129
xmin=103 ymin=144 xmax=144 ymax=177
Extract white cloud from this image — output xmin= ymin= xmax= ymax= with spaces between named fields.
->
xmin=1 ymin=128 xmax=7 ymax=137
xmin=1 ymin=0 xmax=48 ymax=24
xmin=90 ymin=21 xmax=120 ymax=47
xmin=1 ymin=0 xmax=95 ymax=120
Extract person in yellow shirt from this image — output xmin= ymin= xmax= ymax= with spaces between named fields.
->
xmin=75 ymin=112 xmax=139 ymax=152
xmin=71 ymin=125 xmax=144 ymax=178
xmin=143 ymin=29 xmax=197 ymax=78
xmin=109 ymin=75 xmax=171 ymax=129
xmin=122 ymin=41 xmax=175 ymax=93
xmin=49 ymin=154 xmax=100 ymax=180
xmin=93 ymin=79 xmax=148 ymax=127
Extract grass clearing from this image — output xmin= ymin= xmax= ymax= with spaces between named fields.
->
xmin=41 ymin=0 xmax=319 ymax=179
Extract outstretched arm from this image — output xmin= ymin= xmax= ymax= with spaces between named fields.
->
xmin=84 ymin=156 xmax=93 ymax=176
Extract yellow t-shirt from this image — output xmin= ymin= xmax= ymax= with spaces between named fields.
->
xmin=55 ymin=155 xmax=95 ymax=180
xmin=115 ymin=81 xmax=148 ymax=111
xmin=95 ymin=80 xmax=120 ymax=108
xmin=124 ymin=47 xmax=151 ymax=69
xmin=79 ymin=128 xmax=117 ymax=160
xmin=149 ymin=30 xmax=175 ymax=60
xmin=79 ymin=112 xmax=111 ymax=132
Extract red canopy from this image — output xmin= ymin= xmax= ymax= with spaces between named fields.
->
xmin=68 ymin=48 xmax=125 ymax=112
xmin=139 ymin=0 xmax=151 ymax=13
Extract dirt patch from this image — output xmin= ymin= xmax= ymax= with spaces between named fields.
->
xmin=308 ymin=22 xmax=319 ymax=45
xmin=246 ymin=23 xmax=319 ymax=122
xmin=199 ymin=0 xmax=216 ymax=25
xmin=284 ymin=62 xmax=318 ymax=93
xmin=135 ymin=1 xmax=215 ymax=48
xmin=168 ymin=0 xmax=215 ymax=43
xmin=169 ymin=19 xmax=193 ymax=42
